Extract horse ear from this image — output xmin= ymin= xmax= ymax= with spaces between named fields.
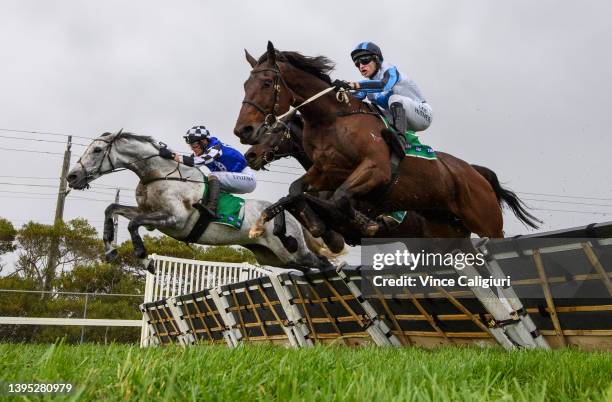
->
xmin=117 ymin=128 xmax=123 ymax=136
xmin=267 ymin=41 xmax=276 ymax=65
xmin=245 ymin=49 xmax=257 ymax=67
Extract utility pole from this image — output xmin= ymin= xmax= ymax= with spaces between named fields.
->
xmin=53 ymin=136 xmax=72 ymax=223
xmin=112 ymin=188 xmax=120 ymax=247
xmin=44 ymin=136 xmax=72 ymax=291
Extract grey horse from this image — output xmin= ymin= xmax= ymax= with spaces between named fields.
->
xmin=67 ymin=130 xmax=333 ymax=272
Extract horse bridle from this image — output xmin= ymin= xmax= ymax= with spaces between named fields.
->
xmin=76 ymin=133 xmax=160 ymax=184
xmin=241 ymin=65 xmax=297 ymax=127
xmin=262 ymin=119 xmax=295 ymax=163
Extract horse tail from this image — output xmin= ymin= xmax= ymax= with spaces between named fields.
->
xmin=472 ymin=164 xmax=542 ymax=229
xmin=302 ymin=228 xmax=347 ymax=260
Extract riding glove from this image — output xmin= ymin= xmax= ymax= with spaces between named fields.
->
xmin=332 ymin=79 xmax=352 ymax=90
xmin=159 ymin=147 xmax=174 ymax=159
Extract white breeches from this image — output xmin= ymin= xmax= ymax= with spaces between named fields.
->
xmin=388 ymin=94 xmax=433 ymax=132
xmin=210 ymin=167 xmax=257 ymax=194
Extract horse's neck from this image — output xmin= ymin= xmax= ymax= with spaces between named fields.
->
xmin=288 ymin=125 xmax=313 ymax=170
xmin=114 ymin=142 xmax=200 ymax=184
xmin=284 ymin=66 xmax=347 ymax=123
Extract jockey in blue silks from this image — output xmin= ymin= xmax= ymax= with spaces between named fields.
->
xmin=159 ymin=125 xmax=256 ymax=218
xmin=334 ymin=42 xmax=433 ymax=153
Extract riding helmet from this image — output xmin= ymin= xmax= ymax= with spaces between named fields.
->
xmin=184 ymin=126 xmax=210 ymax=144
xmin=351 ymin=42 xmax=383 ymax=62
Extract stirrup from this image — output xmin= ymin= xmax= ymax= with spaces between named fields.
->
xmin=192 ymin=201 xmax=219 ymax=219
xmin=352 ymin=210 xmax=379 ymax=236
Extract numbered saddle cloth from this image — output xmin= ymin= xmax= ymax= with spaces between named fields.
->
xmin=199 ymin=178 xmax=245 ymax=229
xmin=213 ymin=192 xmax=246 ymax=229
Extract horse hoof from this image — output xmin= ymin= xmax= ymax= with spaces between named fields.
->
xmin=135 ymin=248 xmax=147 ymax=259
xmin=283 ymin=236 xmax=299 ymax=253
xmin=249 ymin=226 xmax=266 ymax=238
xmin=105 ymin=249 xmax=118 ymax=263
xmin=364 ymin=222 xmax=380 ymax=237
xmin=322 ymin=231 xmax=345 ymax=254
xmin=145 ymin=259 xmax=155 ymax=274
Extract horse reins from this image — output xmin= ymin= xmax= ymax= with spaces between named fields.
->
xmin=242 ymin=63 xmax=349 ymax=128
xmin=77 ymin=133 xmax=207 ymax=187
xmin=241 ymin=65 xmax=297 ymax=126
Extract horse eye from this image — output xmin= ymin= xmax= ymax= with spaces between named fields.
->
xmin=93 ymin=147 xmax=102 ymax=153
xmin=262 ymin=80 xmax=273 ymax=88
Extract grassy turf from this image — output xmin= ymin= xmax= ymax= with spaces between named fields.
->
xmin=0 ymin=343 xmax=611 ymax=401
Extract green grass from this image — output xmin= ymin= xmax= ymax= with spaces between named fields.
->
xmin=0 ymin=343 xmax=611 ymax=401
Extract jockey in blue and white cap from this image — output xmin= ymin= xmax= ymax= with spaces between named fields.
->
xmin=335 ymin=42 xmax=433 ymax=153
xmin=159 ymin=125 xmax=256 ymax=218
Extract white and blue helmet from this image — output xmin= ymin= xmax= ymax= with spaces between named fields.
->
xmin=351 ymin=42 xmax=383 ymax=62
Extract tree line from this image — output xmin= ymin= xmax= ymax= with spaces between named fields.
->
xmin=0 ymin=217 xmax=255 ymax=343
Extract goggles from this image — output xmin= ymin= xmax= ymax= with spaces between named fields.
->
xmin=183 ymin=135 xmax=206 ymax=145
xmin=354 ymin=55 xmax=376 ymax=67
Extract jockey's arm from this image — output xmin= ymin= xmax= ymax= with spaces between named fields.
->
xmin=354 ymin=66 xmax=400 ymax=94
xmin=176 ymin=144 xmax=223 ymax=167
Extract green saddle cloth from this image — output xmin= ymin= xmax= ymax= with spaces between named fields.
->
xmin=404 ymin=130 xmax=437 ymax=160
xmin=213 ymin=193 xmax=245 ymax=229
xmin=381 ymin=116 xmax=437 ymax=160
xmin=200 ymin=181 xmax=245 ymax=229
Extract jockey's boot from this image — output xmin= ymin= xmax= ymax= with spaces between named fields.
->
xmin=390 ymin=102 xmax=409 ymax=152
xmin=193 ymin=175 xmax=220 ymax=219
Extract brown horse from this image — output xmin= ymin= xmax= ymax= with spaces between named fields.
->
xmin=234 ymin=42 xmax=539 ymax=239
xmin=244 ymin=111 xmax=540 ymax=248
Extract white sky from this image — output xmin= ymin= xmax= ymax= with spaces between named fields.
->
xmin=1 ymin=1 xmax=611 ymax=265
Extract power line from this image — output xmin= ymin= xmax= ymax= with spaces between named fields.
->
xmin=0 ymin=186 xmax=119 ymax=197
xmin=0 ymin=182 xmax=59 ymax=188
xmin=0 ymin=147 xmax=65 ymax=156
xmin=517 ymin=191 xmax=612 ymax=202
xmin=532 ymin=208 xmax=612 ymax=216
xmin=268 ymin=163 xmax=304 ymax=171
xmin=264 ymin=169 xmax=302 ymax=176
xmin=0 ymin=190 xmax=58 ymax=196
xmin=0 ymin=134 xmax=88 ymax=147
xmin=522 ymin=198 xmax=612 ymax=208
xmin=0 ymin=128 xmax=94 ymax=141
xmin=0 ymin=175 xmax=58 ymax=180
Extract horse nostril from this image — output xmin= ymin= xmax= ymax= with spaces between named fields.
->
xmin=235 ymin=125 xmax=254 ymax=142
xmin=67 ymin=174 xmax=77 ymax=182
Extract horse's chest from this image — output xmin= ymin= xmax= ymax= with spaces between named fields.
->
xmin=310 ymin=146 xmax=338 ymax=164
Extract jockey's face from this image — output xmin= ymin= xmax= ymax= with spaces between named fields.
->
xmin=358 ymin=60 xmax=377 ymax=79
xmin=190 ymin=139 xmax=208 ymax=156
xmin=355 ymin=55 xmax=378 ymax=79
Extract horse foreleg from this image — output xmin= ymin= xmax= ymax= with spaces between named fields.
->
xmin=332 ymin=158 xmax=388 ymax=236
xmin=103 ymin=203 xmax=141 ymax=262
xmin=250 ymin=174 xmax=327 ymax=239
xmin=272 ymin=212 xmax=299 ymax=253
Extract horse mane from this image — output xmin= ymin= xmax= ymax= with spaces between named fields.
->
xmin=258 ymin=50 xmax=334 ymax=85
xmin=108 ymin=131 xmax=160 ymax=149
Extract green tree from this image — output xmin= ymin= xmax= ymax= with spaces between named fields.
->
xmin=0 ymin=217 xmax=17 ymax=272
xmin=14 ymin=219 xmax=102 ymax=290
xmin=114 ymin=235 xmax=256 ymax=272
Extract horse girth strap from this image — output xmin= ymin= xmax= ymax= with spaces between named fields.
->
xmin=336 ymin=110 xmax=379 ymax=117
xmin=183 ymin=213 xmax=212 ymax=243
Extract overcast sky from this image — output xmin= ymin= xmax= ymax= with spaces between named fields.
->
xmin=1 ymin=1 xmax=611 ymax=264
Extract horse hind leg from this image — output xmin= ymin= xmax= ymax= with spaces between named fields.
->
xmin=454 ymin=190 xmax=504 ymax=238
